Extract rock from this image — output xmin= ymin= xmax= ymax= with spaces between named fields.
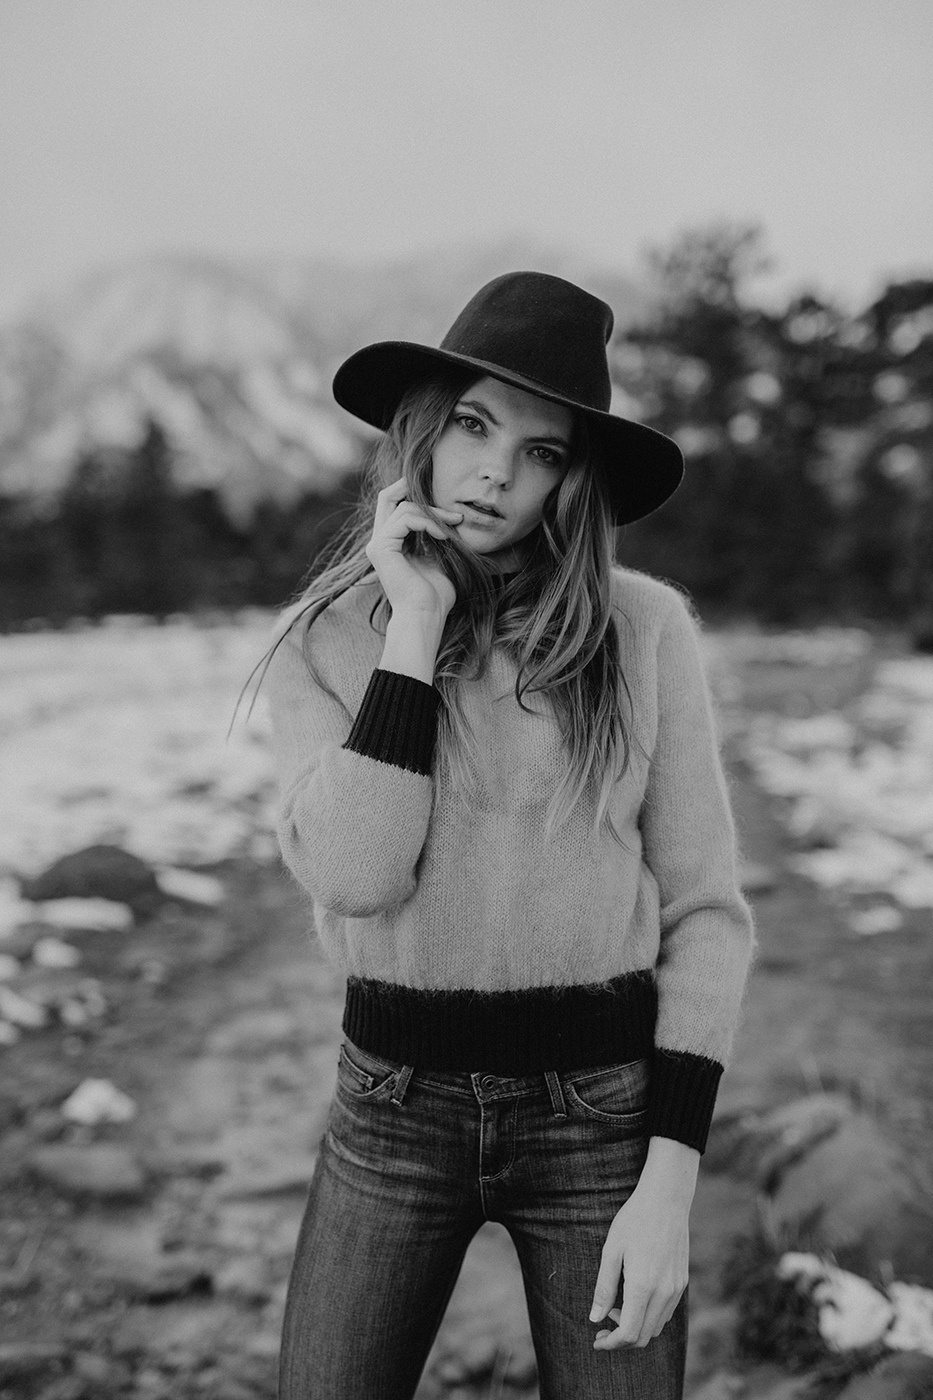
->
xmin=705 ymin=1093 xmax=854 ymax=1187
xmin=167 ymin=1055 xmax=240 ymax=1134
xmin=0 ymin=1265 xmax=39 ymax=1296
xmin=12 ymin=969 xmax=108 ymax=1029
xmin=746 ymin=1372 xmax=819 ymax=1400
xmin=29 ymin=1144 xmax=147 ymax=1200
xmin=208 ymin=1008 xmax=300 ymax=1055
xmin=886 ymin=1282 xmax=933 ymax=1355
xmin=777 ymin=1253 xmax=894 ymax=1351
xmin=0 ymin=952 xmax=21 ymax=980
xmin=35 ymin=1379 xmax=86 ymax=1400
xmin=835 ymin=1351 xmax=933 ymax=1399
xmin=848 ymin=906 xmax=904 ymax=936
xmin=130 ymin=1365 xmax=171 ymax=1399
xmin=0 ymin=878 xmax=35 ymax=937
xmin=155 ymin=867 xmax=225 ymax=906
xmin=72 ymin=1351 xmax=116 ymax=1385
xmin=21 ymin=844 xmax=160 ymax=911
xmin=31 ymin=897 xmax=134 ymax=933
xmin=131 ymin=1254 xmax=213 ymax=1303
xmin=61 ymin=1077 xmax=137 ymax=1125
xmin=215 ymin=1155 xmax=317 ymax=1199
xmin=771 ymin=1115 xmax=926 ymax=1273
xmin=244 ymin=1329 xmax=282 ymax=1360
xmin=686 ymin=1304 xmax=739 ymax=1386
xmin=501 ymin=1341 xmax=537 ymax=1386
xmin=0 ymin=1341 xmax=66 ymax=1383
xmin=0 ymin=984 xmax=48 ymax=1028
xmin=214 ymin=1255 xmax=271 ymax=1303
xmin=71 ymin=1217 xmax=213 ymax=1300
xmin=739 ymin=861 xmax=779 ymax=894
xmin=0 ymin=921 xmax=46 ymax=958
xmin=688 ymin=1370 xmax=748 ymax=1400
xmin=32 ymin=937 xmax=81 ymax=968
xmin=434 ymin=1332 xmax=502 ymax=1384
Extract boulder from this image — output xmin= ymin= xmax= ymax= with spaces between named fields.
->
xmin=687 ymin=1371 xmax=747 ymax=1400
xmin=739 ymin=861 xmax=779 ymax=894
xmin=29 ymin=1144 xmax=147 ymax=1200
xmin=215 ymin=1154 xmax=317 ymax=1200
xmin=770 ymin=1115 xmax=931 ymax=1275
xmin=208 ymin=1008 xmax=300 ymax=1055
xmin=0 ymin=1342 xmax=66 ymax=1383
xmin=214 ymin=1256 xmax=271 ymax=1304
xmin=705 ymin=1093 xmax=854 ymax=1187
xmin=21 ymin=845 xmax=159 ymax=913
xmin=835 ymin=1351 xmax=933 ymax=1399
xmin=686 ymin=1304 xmax=739 ymax=1387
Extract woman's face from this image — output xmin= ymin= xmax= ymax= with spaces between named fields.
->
xmin=430 ymin=376 xmax=573 ymax=569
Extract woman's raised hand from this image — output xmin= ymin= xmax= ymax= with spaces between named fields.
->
xmin=366 ymin=478 xmax=463 ymax=622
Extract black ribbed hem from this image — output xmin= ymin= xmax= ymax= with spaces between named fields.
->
xmin=646 ymin=1048 xmax=723 ymax=1154
xmin=342 ymin=971 xmax=658 ymax=1076
xmin=343 ymin=669 xmax=440 ymax=775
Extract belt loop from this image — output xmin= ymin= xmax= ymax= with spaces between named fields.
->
xmin=544 ymin=1070 xmax=567 ymax=1119
xmin=390 ymin=1064 xmax=414 ymax=1107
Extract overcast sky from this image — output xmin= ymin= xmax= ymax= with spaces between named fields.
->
xmin=1 ymin=0 xmax=931 ymax=323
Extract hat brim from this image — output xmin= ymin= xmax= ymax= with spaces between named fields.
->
xmin=332 ymin=342 xmax=683 ymax=526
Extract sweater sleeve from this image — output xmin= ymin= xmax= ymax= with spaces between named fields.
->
xmin=640 ymin=591 xmax=755 ymax=1152
xmin=265 ymin=621 xmax=440 ymax=918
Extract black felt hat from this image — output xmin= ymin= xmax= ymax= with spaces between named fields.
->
xmin=332 ymin=270 xmax=684 ymax=524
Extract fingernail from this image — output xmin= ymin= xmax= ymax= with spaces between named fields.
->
xmin=589 ymin=1305 xmax=602 ymax=1322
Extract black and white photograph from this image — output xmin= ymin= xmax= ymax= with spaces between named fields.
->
xmin=0 ymin=3 xmax=932 ymax=1398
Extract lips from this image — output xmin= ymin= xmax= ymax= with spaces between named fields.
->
xmin=459 ymin=499 xmax=503 ymax=519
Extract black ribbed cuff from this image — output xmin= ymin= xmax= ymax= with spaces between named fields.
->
xmin=343 ymin=669 xmax=441 ymax=775
xmin=646 ymin=1048 xmax=723 ymax=1154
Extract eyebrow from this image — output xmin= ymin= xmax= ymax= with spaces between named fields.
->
xmin=457 ymin=398 xmax=572 ymax=451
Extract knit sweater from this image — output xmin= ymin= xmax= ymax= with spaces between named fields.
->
xmin=265 ymin=565 xmax=754 ymax=1152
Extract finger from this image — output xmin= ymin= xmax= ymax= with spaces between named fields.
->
xmin=371 ymin=513 xmax=451 ymax=549
xmin=387 ymin=505 xmax=456 ymax=539
xmin=593 ymin=1284 xmax=652 ymax=1350
xmin=634 ymin=1294 xmax=669 ymax=1348
xmin=374 ymin=478 xmax=411 ymax=527
xmin=651 ymin=1286 xmax=685 ymax=1340
xmin=589 ymin=1250 xmax=622 ymax=1325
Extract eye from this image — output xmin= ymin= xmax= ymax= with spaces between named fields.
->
xmin=530 ymin=445 xmax=564 ymax=468
xmin=454 ymin=413 xmax=485 ymax=435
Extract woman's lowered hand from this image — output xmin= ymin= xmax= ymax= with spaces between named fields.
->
xmin=366 ymin=477 xmax=462 ymax=624
xmin=588 ymin=1136 xmax=699 ymax=1349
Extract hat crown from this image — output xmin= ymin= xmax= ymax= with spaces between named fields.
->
xmin=440 ymin=271 xmax=614 ymax=412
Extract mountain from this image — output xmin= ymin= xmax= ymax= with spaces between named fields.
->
xmin=0 ymin=244 xmax=647 ymax=522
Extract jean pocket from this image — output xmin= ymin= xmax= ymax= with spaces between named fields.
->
xmin=336 ymin=1040 xmax=402 ymax=1100
xmin=564 ymin=1058 xmax=650 ymax=1124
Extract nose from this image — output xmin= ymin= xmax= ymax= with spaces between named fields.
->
xmin=479 ymin=446 xmax=514 ymax=489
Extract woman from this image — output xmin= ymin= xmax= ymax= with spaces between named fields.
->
xmin=264 ymin=271 xmax=754 ymax=1399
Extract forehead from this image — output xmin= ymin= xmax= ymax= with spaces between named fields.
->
xmin=466 ymin=376 xmax=574 ymax=437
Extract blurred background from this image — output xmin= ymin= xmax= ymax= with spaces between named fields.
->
xmin=1 ymin=4 xmax=932 ymax=1399
xmin=1 ymin=0 xmax=932 ymax=632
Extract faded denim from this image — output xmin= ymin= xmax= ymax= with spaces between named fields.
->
xmin=278 ymin=1038 xmax=687 ymax=1399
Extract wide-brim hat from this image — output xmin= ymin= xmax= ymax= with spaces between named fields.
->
xmin=332 ymin=270 xmax=684 ymax=525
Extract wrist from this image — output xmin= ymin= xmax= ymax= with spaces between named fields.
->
xmin=380 ymin=612 xmax=445 ymax=686
xmin=638 ymin=1136 xmax=700 ymax=1202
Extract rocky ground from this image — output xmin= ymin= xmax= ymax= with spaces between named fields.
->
xmin=1 ymin=619 xmax=932 ymax=1399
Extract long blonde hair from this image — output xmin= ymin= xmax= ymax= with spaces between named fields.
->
xmin=250 ymin=370 xmax=635 ymax=838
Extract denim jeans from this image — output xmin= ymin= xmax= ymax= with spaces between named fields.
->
xmin=278 ymin=1038 xmax=687 ymax=1400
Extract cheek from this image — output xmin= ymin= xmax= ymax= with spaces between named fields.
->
xmin=517 ymin=476 xmax=562 ymax=528
xmin=429 ymin=435 xmax=461 ymax=501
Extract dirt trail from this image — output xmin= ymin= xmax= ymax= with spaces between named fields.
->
xmin=1 ymin=642 xmax=932 ymax=1399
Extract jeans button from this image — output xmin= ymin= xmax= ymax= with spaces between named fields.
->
xmin=480 ymin=1075 xmax=498 ymax=1091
